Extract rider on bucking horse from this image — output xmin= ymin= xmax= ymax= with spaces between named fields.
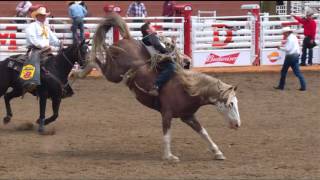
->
xmin=141 ymin=22 xmax=176 ymax=96
xmin=24 ymin=5 xmax=73 ymax=97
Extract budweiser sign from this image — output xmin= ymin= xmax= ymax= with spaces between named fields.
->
xmin=205 ymin=52 xmax=240 ymax=64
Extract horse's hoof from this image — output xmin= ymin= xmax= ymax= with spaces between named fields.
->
xmin=3 ymin=116 xmax=11 ymax=124
xmin=214 ymin=153 xmax=226 ymax=160
xmin=163 ymin=155 xmax=180 ymax=162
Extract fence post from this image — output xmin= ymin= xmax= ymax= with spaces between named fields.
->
xmin=241 ymin=4 xmax=261 ymax=65
xmin=174 ymin=4 xmax=193 ymax=57
xmin=252 ymin=8 xmax=261 ymax=65
xmin=113 ymin=6 xmax=121 ymax=43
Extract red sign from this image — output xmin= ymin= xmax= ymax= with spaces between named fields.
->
xmin=205 ymin=52 xmax=240 ymax=64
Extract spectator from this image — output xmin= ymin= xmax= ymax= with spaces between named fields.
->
xmin=15 ymin=1 xmax=32 ymax=31
xmin=126 ymin=1 xmax=147 ymax=30
xmin=68 ymin=1 xmax=87 ymax=43
xmin=103 ymin=4 xmax=115 ymax=16
xmin=291 ymin=7 xmax=317 ymax=66
xmin=162 ymin=1 xmax=176 ymax=30
xmin=274 ymin=27 xmax=306 ymax=91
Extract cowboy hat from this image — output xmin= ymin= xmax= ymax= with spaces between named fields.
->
xmin=75 ymin=1 xmax=82 ymax=4
xmin=31 ymin=6 xmax=50 ymax=19
xmin=282 ymin=27 xmax=293 ymax=33
xmin=305 ymin=7 xmax=314 ymax=16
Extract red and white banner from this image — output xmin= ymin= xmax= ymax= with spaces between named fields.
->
xmin=192 ymin=49 xmax=252 ymax=67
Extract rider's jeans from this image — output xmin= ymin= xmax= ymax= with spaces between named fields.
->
xmin=155 ymin=61 xmax=175 ymax=89
xmin=71 ymin=17 xmax=84 ymax=42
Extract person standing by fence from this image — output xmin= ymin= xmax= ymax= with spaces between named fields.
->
xmin=291 ymin=7 xmax=317 ymax=66
xmin=126 ymin=1 xmax=147 ymax=30
xmin=162 ymin=1 xmax=176 ymax=31
xmin=15 ymin=1 xmax=32 ymax=31
xmin=274 ymin=27 xmax=306 ymax=91
xmin=68 ymin=1 xmax=87 ymax=43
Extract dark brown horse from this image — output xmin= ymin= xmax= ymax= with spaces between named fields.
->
xmin=71 ymin=13 xmax=241 ymax=162
xmin=0 ymin=41 xmax=89 ymax=133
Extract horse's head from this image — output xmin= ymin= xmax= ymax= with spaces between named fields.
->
xmin=60 ymin=40 xmax=90 ymax=67
xmin=215 ymin=85 xmax=241 ymax=130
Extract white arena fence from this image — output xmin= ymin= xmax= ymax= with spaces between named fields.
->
xmin=260 ymin=13 xmax=320 ymax=65
xmin=0 ymin=16 xmax=184 ymax=62
xmin=1 ymin=14 xmax=320 ymax=67
xmin=191 ymin=15 xmax=256 ymax=67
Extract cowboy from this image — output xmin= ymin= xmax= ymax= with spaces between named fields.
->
xmin=141 ymin=22 xmax=176 ymax=96
xmin=23 ymin=6 xmax=62 ymax=92
xmin=68 ymin=1 xmax=87 ymax=43
xmin=291 ymin=7 xmax=317 ymax=66
xmin=274 ymin=27 xmax=306 ymax=91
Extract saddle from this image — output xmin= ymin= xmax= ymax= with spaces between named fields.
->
xmin=7 ymin=47 xmax=54 ymax=73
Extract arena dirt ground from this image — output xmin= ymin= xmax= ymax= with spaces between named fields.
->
xmin=0 ymin=71 xmax=319 ymax=180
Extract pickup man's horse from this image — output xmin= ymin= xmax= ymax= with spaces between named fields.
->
xmin=0 ymin=41 xmax=89 ymax=133
xmin=71 ymin=13 xmax=241 ymax=161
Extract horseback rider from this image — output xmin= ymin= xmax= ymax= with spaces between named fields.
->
xmin=141 ymin=22 xmax=176 ymax=96
xmin=24 ymin=5 xmax=74 ymax=97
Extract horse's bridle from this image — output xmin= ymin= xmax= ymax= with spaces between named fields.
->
xmin=61 ymin=44 xmax=83 ymax=67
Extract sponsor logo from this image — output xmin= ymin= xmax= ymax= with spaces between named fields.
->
xmin=267 ymin=51 xmax=281 ymax=63
xmin=20 ymin=64 xmax=35 ymax=80
xmin=205 ymin=52 xmax=240 ymax=64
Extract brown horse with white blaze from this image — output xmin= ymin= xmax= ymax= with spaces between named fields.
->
xmin=71 ymin=13 xmax=241 ymax=162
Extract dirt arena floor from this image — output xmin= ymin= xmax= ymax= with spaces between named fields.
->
xmin=0 ymin=71 xmax=319 ymax=180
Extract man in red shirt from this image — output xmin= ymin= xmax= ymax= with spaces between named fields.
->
xmin=292 ymin=8 xmax=317 ymax=66
xmin=162 ymin=1 xmax=176 ymax=30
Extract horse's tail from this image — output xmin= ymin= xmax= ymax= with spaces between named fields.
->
xmin=91 ymin=12 xmax=131 ymax=63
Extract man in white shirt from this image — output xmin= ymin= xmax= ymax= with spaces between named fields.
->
xmin=274 ymin=27 xmax=306 ymax=91
xmin=26 ymin=6 xmax=61 ymax=49
xmin=22 ymin=6 xmax=61 ymax=92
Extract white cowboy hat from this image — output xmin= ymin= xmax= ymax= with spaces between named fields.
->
xmin=305 ymin=7 xmax=314 ymax=16
xmin=31 ymin=6 xmax=50 ymax=19
xmin=282 ymin=27 xmax=293 ymax=33
xmin=75 ymin=1 xmax=82 ymax=4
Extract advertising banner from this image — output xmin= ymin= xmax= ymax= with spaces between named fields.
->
xmin=261 ymin=47 xmax=320 ymax=65
xmin=192 ymin=49 xmax=252 ymax=67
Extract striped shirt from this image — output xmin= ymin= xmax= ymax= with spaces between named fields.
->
xmin=126 ymin=2 xmax=147 ymax=17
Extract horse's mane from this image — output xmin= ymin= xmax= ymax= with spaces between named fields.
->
xmin=175 ymin=67 xmax=233 ymax=101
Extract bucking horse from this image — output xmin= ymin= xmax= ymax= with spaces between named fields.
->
xmin=0 ymin=41 xmax=89 ymax=133
xmin=71 ymin=13 xmax=241 ymax=161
